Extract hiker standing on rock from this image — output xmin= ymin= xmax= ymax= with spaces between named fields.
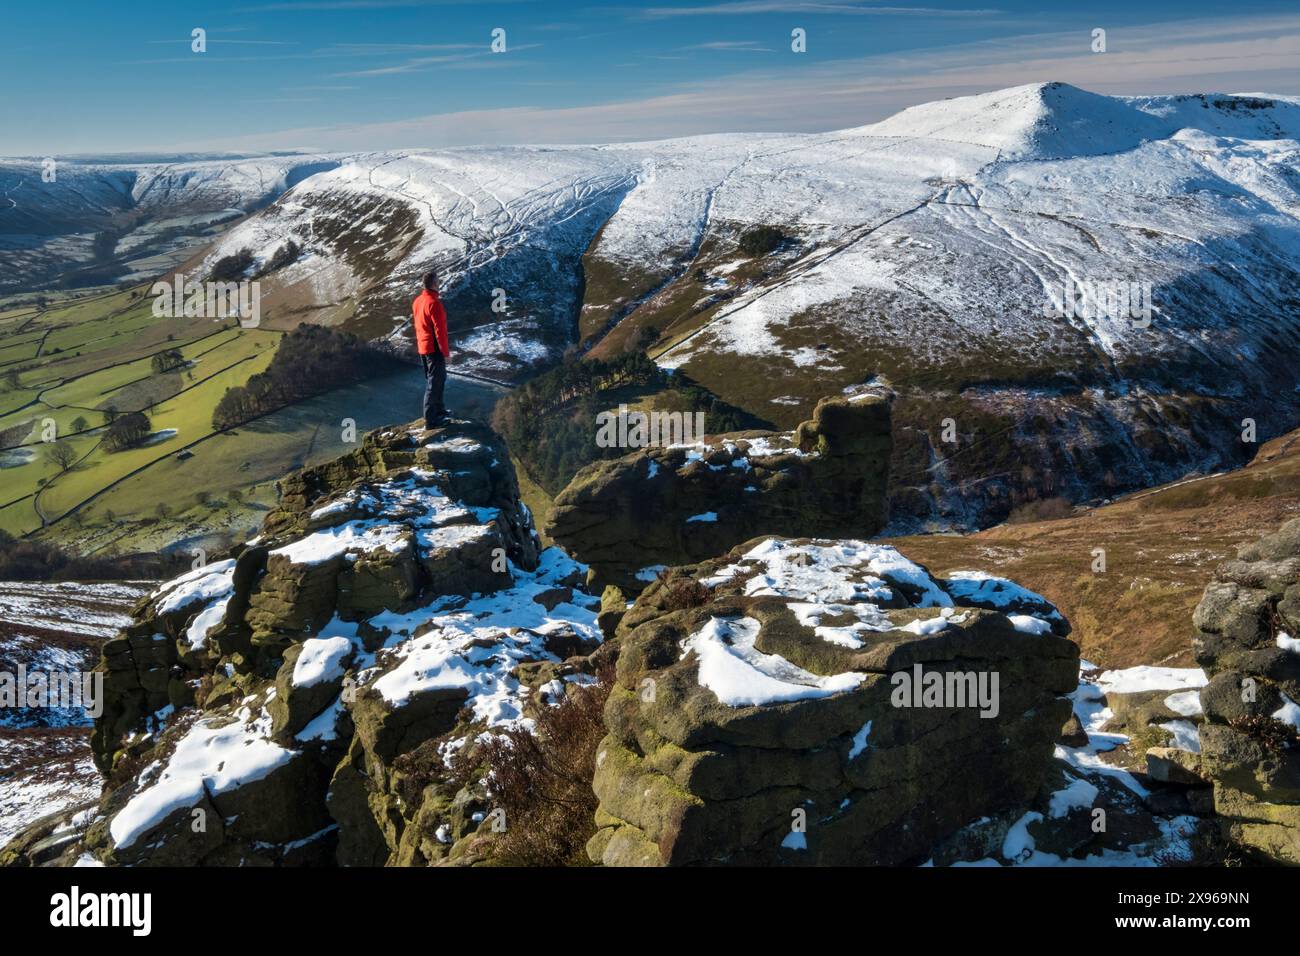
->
xmin=413 ymin=270 xmax=451 ymax=428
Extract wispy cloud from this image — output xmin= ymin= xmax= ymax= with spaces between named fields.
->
xmin=333 ymin=43 xmax=541 ymax=76
xmin=639 ymin=1 xmax=1001 ymax=18
xmin=156 ymin=13 xmax=1300 ymax=153
xmin=335 ymin=53 xmax=481 ymax=76
xmin=683 ymin=40 xmax=776 ymax=52
xmin=316 ymin=42 xmax=481 ymax=54
xmin=146 ymin=38 xmax=297 ymax=45
xmin=238 ymin=0 xmax=535 ymax=10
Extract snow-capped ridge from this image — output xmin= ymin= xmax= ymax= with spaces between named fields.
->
xmin=857 ymin=82 xmax=1300 ymax=161
xmin=857 ymin=82 xmax=1167 ymax=159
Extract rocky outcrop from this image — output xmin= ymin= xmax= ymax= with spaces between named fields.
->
xmin=5 ymin=404 xmax=1232 ymax=870
xmin=587 ymin=535 xmax=1079 ymax=866
xmin=1194 ymin=517 xmax=1300 ymax=864
xmin=545 ymin=394 xmax=891 ymax=592
xmin=18 ymin=419 xmax=605 ymax=867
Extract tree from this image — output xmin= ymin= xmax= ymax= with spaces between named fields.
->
xmin=228 ymin=489 xmax=244 ymax=506
xmin=211 ymin=324 xmax=400 ymax=430
xmin=738 ymin=225 xmax=787 ymax=257
xmin=209 ymin=249 xmax=253 ymax=282
xmin=70 ymin=415 xmax=88 ymax=433
xmin=256 ymin=239 xmax=301 ymax=277
xmin=151 ymin=349 xmax=186 ymax=375
xmin=155 ymin=503 xmax=171 ymax=520
xmin=103 ymin=411 xmax=151 ymax=452
xmin=44 ymin=441 xmax=77 ymax=472
xmin=3 ymin=368 xmax=20 ymax=390
xmin=103 ymin=405 xmax=119 ymax=425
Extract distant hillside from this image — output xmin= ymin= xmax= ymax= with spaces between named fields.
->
xmin=889 ymin=426 xmax=1300 ymax=670
xmin=0 ymin=154 xmax=342 ymax=293
xmin=8 ymin=83 xmax=1300 ymax=529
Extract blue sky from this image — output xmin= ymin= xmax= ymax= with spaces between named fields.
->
xmin=4 ymin=0 xmax=1300 ymax=154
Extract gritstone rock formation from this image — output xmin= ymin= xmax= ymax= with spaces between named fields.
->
xmin=8 ymin=420 xmax=604 ymax=867
xmin=545 ymin=394 xmax=892 ymax=592
xmin=1194 ymin=517 xmax=1300 ymax=864
xmin=587 ymin=535 xmax=1079 ymax=866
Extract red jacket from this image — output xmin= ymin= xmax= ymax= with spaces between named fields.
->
xmin=412 ymin=289 xmax=449 ymax=357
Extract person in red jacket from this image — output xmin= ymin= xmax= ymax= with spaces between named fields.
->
xmin=412 ymin=270 xmax=451 ymax=428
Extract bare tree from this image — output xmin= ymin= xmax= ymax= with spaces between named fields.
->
xmin=45 ymin=441 xmax=77 ymax=472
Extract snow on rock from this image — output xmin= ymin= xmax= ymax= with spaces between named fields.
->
xmin=739 ymin=537 xmax=947 ymax=608
xmin=634 ymin=565 xmax=668 ymax=583
xmin=1002 ymin=811 xmax=1044 ymax=862
xmin=848 ymin=720 xmax=873 ymax=760
xmin=38 ymin=420 xmax=602 ymax=866
xmin=1094 ymin=666 xmax=1208 ymax=695
xmin=943 ymin=571 xmax=1064 ymax=622
xmin=270 ymin=520 xmax=409 ymax=566
xmin=1008 ymin=614 xmax=1053 ymax=635
xmin=1164 ymin=689 xmax=1204 ymax=717
xmin=423 ymin=437 xmax=483 ymax=454
xmin=153 ymin=560 xmax=236 ymax=616
xmin=680 ymin=615 xmax=865 ymax=707
xmin=590 ymin=531 xmax=1082 ymax=866
xmin=1273 ymin=693 xmax=1300 ymax=732
xmin=366 ymin=552 xmax=601 ymax=727
xmin=1047 ymin=776 xmax=1100 ymax=819
xmin=292 ymin=637 xmax=354 ymax=689
xmin=109 ymin=705 xmax=293 ymax=850
xmin=1158 ymin=719 xmax=1202 ymax=753
xmin=183 ymin=595 xmax=231 ymax=651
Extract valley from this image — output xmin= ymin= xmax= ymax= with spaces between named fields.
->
xmin=0 ymin=286 xmax=502 ymax=558
xmin=9 ymin=84 xmax=1295 ymax=532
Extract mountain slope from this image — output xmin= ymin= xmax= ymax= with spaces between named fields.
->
xmin=889 ymin=425 xmax=1300 ymax=669
xmin=9 ymin=84 xmax=1299 ymax=528
xmin=0 ymin=154 xmax=342 ymax=293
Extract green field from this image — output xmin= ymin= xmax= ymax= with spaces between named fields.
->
xmin=0 ymin=285 xmax=280 ymax=539
xmin=61 ymin=368 xmax=503 ymax=557
xmin=0 ymin=283 xmax=506 ymax=555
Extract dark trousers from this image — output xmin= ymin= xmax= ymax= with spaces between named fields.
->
xmin=421 ymin=351 xmax=447 ymax=426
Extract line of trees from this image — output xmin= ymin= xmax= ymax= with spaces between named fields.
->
xmin=209 ymin=249 xmax=254 ymax=282
xmin=0 ymin=529 xmax=190 ymax=582
xmin=212 ymin=324 xmax=401 ymax=430
xmin=102 ymin=411 xmax=152 ymax=452
xmin=151 ymin=348 xmax=186 ymax=374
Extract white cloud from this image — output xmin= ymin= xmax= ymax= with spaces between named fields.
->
xmin=639 ymin=1 xmax=1001 ymax=17
xmin=160 ymin=14 xmax=1300 ymax=153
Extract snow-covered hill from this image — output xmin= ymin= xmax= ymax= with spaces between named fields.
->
xmin=0 ymin=154 xmax=341 ymax=292
xmin=7 ymin=83 xmax=1299 ymax=525
xmin=172 ymin=83 xmax=1299 ymax=384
